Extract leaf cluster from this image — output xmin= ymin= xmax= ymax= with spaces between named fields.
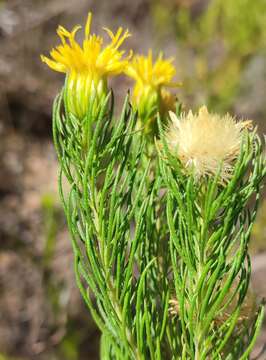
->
xmin=52 ymin=89 xmax=266 ymax=359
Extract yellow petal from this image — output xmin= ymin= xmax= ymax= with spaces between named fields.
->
xmin=199 ymin=106 xmax=209 ymax=115
xmin=40 ymin=55 xmax=66 ymax=72
xmin=103 ymin=27 xmax=115 ymax=40
xmin=85 ymin=12 xmax=92 ymax=39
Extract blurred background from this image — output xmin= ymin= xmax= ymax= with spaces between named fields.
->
xmin=0 ymin=0 xmax=265 ymax=359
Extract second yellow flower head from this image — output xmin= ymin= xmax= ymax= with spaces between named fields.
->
xmin=126 ymin=51 xmax=181 ymax=133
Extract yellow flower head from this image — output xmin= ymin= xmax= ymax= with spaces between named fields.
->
xmin=126 ymin=50 xmax=180 ymax=131
xmin=41 ymin=13 xmax=131 ymax=119
xmin=165 ymin=106 xmax=252 ymax=182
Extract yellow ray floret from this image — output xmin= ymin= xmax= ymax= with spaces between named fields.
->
xmin=126 ymin=50 xmax=178 ymax=89
xmin=41 ymin=12 xmax=131 ymax=78
xmin=165 ymin=106 xmax=253 ymax=182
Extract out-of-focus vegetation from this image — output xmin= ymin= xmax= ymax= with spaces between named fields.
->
xmin=251 ymin=200 xmax=266 ymax=254
xmin=152 ymin=0 xmax=266 ymax=112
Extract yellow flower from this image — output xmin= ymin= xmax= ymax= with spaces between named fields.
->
xmin=126 ymin=51 xmax=181 ymax=132
xmin=165 ymin=106 xmax=252 ymax=181
xmin=41 ymin=13 xmax=131 ymax=119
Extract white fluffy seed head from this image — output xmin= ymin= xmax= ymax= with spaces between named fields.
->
xmin=165 ymin=106 xmax=252 ymax=182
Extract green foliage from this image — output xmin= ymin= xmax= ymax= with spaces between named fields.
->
xmin=52 ymin=81 xmax=265 ymax=359
xmin=174 ymin=0 xmax=266 ymax=53
xmin=53 ymin=90 xmax=170 ymax=359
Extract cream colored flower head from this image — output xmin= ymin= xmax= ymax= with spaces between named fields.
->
xmin=165 ymin=106 xmax=252 ymax=182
